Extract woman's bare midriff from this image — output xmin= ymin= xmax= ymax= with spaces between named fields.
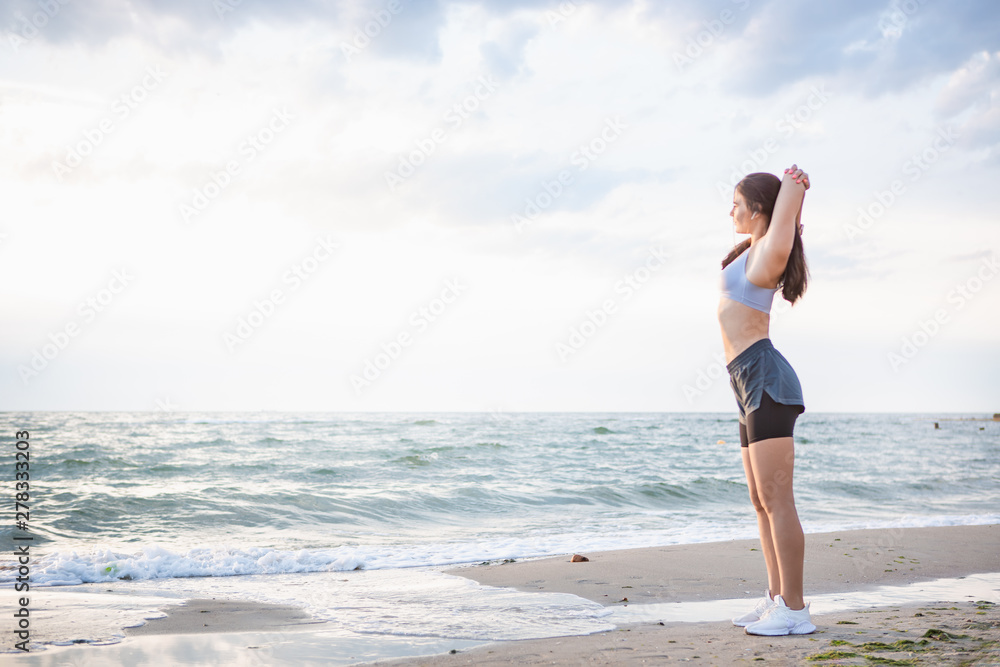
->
xmin=718 ymin=296 xmax=770 ymax=364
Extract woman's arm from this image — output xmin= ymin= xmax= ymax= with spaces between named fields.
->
xmin=760 ymin=164 xmax=808 ymax=281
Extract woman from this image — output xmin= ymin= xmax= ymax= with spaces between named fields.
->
xmin=718 ymin=164 xmax=813 ymax=636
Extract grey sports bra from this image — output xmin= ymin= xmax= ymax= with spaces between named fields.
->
xmin=720 ymin=247 xmax=778 ymax=313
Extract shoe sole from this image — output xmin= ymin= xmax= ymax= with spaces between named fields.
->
xmin=745 ymin=621 xmax=816 ymax=636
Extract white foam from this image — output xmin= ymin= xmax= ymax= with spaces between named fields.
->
xmin=9 ymin=514 xmax=998 ymax=588
xmin=1 ymin=567 xmax=614 ymax=654
xmin=802 ymin=513 xmax=1000 ymax=534
xmin=4 ymin=533 xmax=732 ymax=587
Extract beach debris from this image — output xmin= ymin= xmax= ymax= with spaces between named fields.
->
xmin=104 ymin=564 xmax=133 ymax=580
xmin=480 ymin=558 xmax=517 ymax=566
xmin=810 ymin=637 xmax=938 ymax=663
xmin=923 ymin=628 xmax=970 ymax=641
xmin=934 ymin=422 xmax=939 ymax=429
xmin=615 ymin=597 xmax=628 ymax=603
xmin=807 ymin=649 xmax=860 ymax=661
xmin=717 ymin=439 xmax=726 ymax=444
xmin=570 ymin=554 xmax=589 ymax=562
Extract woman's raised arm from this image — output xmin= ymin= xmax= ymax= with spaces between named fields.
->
xmin=760 ymin=164 xmax=809 ymax=281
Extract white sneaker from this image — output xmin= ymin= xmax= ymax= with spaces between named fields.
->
xmin=732 ymin=589 xmax=776 ymax=627
xmin=744 ymin=594 xmax=816 ymax=636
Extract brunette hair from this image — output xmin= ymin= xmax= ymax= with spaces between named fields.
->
xmin=721 ymin=172 xmax=809 ymax=305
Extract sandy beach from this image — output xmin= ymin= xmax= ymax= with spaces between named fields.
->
xmin=7 ymin=525 xmax=998 ymax=665
xmin=378 ymin=601 xmax=1000 ymax=665
xmin=378 ymin=524 xmax=1000 ymax=666
xmin=444 ymin=524 xmax=1000 ymax=604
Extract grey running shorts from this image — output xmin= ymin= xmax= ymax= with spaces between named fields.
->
xmin=727 ymin=338 xmax=805 ymax=446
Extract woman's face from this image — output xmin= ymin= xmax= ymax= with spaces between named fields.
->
xmin=731 ymin=190 xmax=756 ymax=234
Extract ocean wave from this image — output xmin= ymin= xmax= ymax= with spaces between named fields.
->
xmin=6 ymin=513 xmax=997 ymax=588
xmin=392 ymin=454 xmax=435 ymax=467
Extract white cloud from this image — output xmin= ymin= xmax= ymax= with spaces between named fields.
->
xmin=1 ymin=0 xmax=998 ymax=412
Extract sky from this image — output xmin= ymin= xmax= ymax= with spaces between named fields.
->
xmin=1 ymin=0 xmax=998 ymax=413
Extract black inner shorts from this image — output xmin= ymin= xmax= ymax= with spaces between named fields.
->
xmin=739 ymin=390 xmax=805 ymax=447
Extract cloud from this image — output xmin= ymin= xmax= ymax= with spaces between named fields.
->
xmin=2 ymin=0 xmax=343 ymax=53
xmin=0 ymin=0 xmax=536 ymax=62
xmin=361 ymin=0 xmax=446 ymax=62
xmin=8 ymin=0 xmax=999 ymax=86
xmin=715 ymin=1 xmax=1000 ymax=96
xmin=478 ymin=18 xmax=538 ymax=80
xmin=937 ymin=51 xmax=1000 ymax=116
xmin=935 ymin=50 xmax=1000 ymax=151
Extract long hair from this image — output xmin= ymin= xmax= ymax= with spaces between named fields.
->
xmin=721 ymin=172 xmax=809 ymax=305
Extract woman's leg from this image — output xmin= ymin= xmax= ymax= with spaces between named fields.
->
xmin=747 ymin=436 xmax=805 ymax=610
xmin=741 ymin=446 xmax=780 ymax=597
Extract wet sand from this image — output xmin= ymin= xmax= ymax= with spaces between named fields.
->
xmin=378 ymin=524 xmax=1000 ymax=666
xmin=6 ymin=525 xmax=998 ymax=665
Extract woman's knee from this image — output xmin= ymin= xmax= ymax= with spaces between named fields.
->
xmin=748 ymin=488 xmax=765 ymax=513
xmin=758 ymin=490 xmax=796 ymax=517
xmin=751 ymin=462 xmax=794 ymax=511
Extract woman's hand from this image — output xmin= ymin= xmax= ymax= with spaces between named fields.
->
xmin=784 ymin=164 xmax=810 ymax=190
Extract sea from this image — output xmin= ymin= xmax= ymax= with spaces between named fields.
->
xmin=1 ymin=411 xmax=997 ymax=663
